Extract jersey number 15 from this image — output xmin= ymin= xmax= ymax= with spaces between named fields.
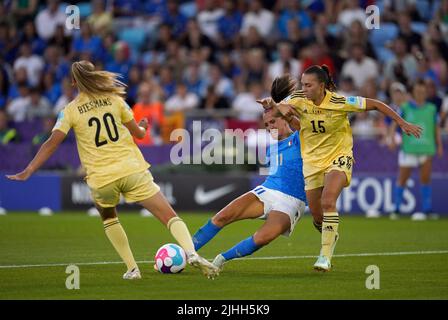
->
xmin=311 ymin=120 xmax=326 ymax=133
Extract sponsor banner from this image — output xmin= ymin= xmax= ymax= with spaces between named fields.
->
xmin=0 ymin=173 xmax=61 ymax=211
xmin=61 ymin=173 xmax=251 ymax=211
xmin=252 ymin=174 xmax=448 ymax=214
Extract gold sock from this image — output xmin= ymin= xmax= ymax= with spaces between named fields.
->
xmin=321 ymin=212 xmax=339 ymax=260
xmin=167 ymin=217 xmax=195 ymax=253
xmin=104 ymin=218 xmax=137 ymax=271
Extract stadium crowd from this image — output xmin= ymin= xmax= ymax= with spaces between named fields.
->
xmin=1 ymin=0 xmax=448 ymax=147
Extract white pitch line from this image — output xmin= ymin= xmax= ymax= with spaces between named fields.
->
xmin=1 ymin=250 xmax=447 ymax=269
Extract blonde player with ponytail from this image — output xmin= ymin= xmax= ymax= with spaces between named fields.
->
xmin=7 ymin=61 xmax=219 ymax=280
xmin=259 ymin=65 xmax=422 ymax=271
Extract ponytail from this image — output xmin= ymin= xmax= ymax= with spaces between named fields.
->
xmin=270 ymin=74 xmax=297 ymax=103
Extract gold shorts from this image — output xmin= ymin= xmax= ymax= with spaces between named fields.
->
xmin=303 ymin=155 xmax=354 ymax=191
xmin=91 ymin=170 xmax=160 ymax=208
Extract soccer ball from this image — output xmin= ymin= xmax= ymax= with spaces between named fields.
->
xmin=154 ymin=243 xmax=187 ymax=274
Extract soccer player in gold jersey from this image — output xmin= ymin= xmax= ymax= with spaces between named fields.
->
xmin=258 ymin=65 xmax=422 ymax=271
xmin=6 ymin=61 xmax=218 ymax=280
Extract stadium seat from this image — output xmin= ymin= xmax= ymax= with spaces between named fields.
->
xmin=368 ymin=22 xmax=398 ymax=48
xmin=411 ymin=22 xmax=427 ymax=35
xmin=415 ymin=0 xmax=431 ymax=21
xmin=77 ymin=2 xmax=92 ymax=18
xmin=375 ymin=47 xmax=395 ymax=64
xmin=118 ymin=27 xmax=147 ymax=53
xmin=180 ymin=1 xmax=197 ymax=18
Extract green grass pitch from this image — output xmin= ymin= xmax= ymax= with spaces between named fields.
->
xmin=0 ymin=212 xmax=447 ymax=300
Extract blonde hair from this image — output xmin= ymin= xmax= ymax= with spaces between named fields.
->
xmin=71 ymin=60 xmax=127 ymax=98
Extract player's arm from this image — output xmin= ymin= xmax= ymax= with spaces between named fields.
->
xmin=123 ymin=118 xmax=148 ymax=139
xmin=365 ymin=98 xmax=422 ymax=138
xmin=256 ymin=98 xmax=301 ymax=130
xmin=6 ymin=130 xmax=66 ymax=181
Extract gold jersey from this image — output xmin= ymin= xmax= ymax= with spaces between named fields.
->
xmin=283 ymin=90 xmax=366 ymax=168
xmin=53 ymin=93 xmax=149 ymax=189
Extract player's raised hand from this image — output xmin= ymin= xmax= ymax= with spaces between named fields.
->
xmin=6 ymin=169 xmax=31 ymax=181
xmin=256 ymin=97 xmax=275 ymax=110
xmin=399 ymin=120 xmax=423 ymax=138
xmin=139 ymin=118 xmax=149 ymax=130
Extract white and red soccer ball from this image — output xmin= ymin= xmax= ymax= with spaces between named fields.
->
xmin=154 ymin=243 xmax=187 ymax=274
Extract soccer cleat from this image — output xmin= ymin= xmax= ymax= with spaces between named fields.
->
xmin=313 ymin=255 xmax=331 ymax=272
xmin=187 ymin=252 xmax=219 ymax=279
xmin=411 ymin=212 xmax=427 ymax=221
xmin=123 ymin=267 xmax=141 ymax=280
xmin=212 ymin=254 xmax=227 ymax=272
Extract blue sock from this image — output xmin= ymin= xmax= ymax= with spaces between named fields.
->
xmin=421 ymin=185 xmax=432 ymax=214
xmin=192 ymin=219 xmax=222 ymax=251
xmin=221 ymin=236 xmax=261 ymax=261
xmin=394 ymin=185 xmax=404 ymax=213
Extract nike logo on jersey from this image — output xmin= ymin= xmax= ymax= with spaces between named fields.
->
xmin=194 ymin=184 xmax=236 ymax=205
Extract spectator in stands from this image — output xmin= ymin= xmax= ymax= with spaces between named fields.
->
xmin=425 ymin=77 xmax=444 ymax=113
xmin=200 ymin=85 xmax=230 ymax=111
xmin=423 ymin=39 xmax=448 ymax=87
xmin=158 ymin=66 xmax=177 ymax=99
xmin=0 ymin=109 xmax=19 ymax=144
xmin=0 ymin=67 xmax=8 ymax=109
xmin=32 ymin=116 xmax=55 ymax=145
xmin=197 ymin=0 xmax=224 ymax=42
xmin=25 ymin=87 xmax=52 ymax=121
xmin=232 ymin=81 xmax=265 ymax=121
xmin=243 ymin=48 xmax=267 ymax=87
xmin=184 ymin=64 xmax=208 ymax=98
xmin=383 ymin=37 xmax=418 ymax=88
xmin=105 ymin=41 xmax=131 ymax=84
xmin=301 ymin=42 xmax=335 ymax=76
xmin=43 ymin=45 xmax=69 ymax=83
xmin=181 ymin=18 xmax=215 ymax=59
xmin=337 ymin=0 xmax=366 ymax=28
xmin=112 ymin=0 xmax=141 ymax=17
xmin=34 ymin=0 xmax=68 ymax=40
xmin=397 ymin=11 xmax=423 ymax=54
xmin=206 ymin=64 xmax=234 ymax=100
xmin=7 ymin=67 xmax=29 ymax=102
xmin=218 ymin=52 xmax=241 ymax=81
xmin=21 ymin=20 xmax=46 ymax=56
xmin=241 ymin=0 xmax=274 ymax=38
xmin=48 ymin=24 xmax=72 ymax=57
xmin=132 ymin=82 xmax=164 ymax=146
xmin=162 ymin=0 xmax=188 ymax=37
xmin=268 ymin=41 xmax=301 ymax=83
xmin=340 ymin=20 xmax=376 ymax=60
xmin=7 ymin=84 xmax=30 ymax=122
xmin=87 ymin=0 xmax=113 ymax=36
xmin=337 ymin=76 xmax=357 ymax=97
xmin=277 ymin=0 xmax=313 ymax=40
xmin=423 ymin=21 xmax=448 ymax=63
xmin=216 ymin=0 xmax=242 ymax=49
xmin=13 ymin=43 xmax=44 ymax=87
xmin=54 ymin=78 xmax=76 ymax=115
xmin=11 ymin=0 xmax=38 ymax=26
xmin=165 ymin=82 xmax=199 ymax=114
xmin=341 ymin=44 xmax=379 ymax=90
xmin=71 ymin=22 xmax=103 ymax=62
xmin=42 ymin=72 xmax=61 ymax=106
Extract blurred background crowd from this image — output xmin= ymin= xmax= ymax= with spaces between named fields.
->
xmin=1 ymin=0 xmax=448 ymax=149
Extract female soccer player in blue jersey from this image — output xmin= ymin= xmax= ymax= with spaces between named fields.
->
xmin=192 ymin=108 xmax=306 ymax=272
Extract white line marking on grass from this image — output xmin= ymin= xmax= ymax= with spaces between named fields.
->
xmin=1 ymin=250 xmax=447 ymax=269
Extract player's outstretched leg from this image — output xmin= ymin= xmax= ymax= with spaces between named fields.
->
xmin=192 ymin=193 xmax=264 ymax=251
xmin=97 ymin=205 xmax=141 ymax=279
xmin=138 ymin=192 xmax=219 ymax=279
xmin=213 ymin=211 xmax=290 ymax=272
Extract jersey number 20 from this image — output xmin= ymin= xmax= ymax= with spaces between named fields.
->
xmin=88 ymin=113 xmax=119 ymax=147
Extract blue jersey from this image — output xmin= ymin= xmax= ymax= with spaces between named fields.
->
xmin=262 ymin=131 xmax=306 ymax=202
